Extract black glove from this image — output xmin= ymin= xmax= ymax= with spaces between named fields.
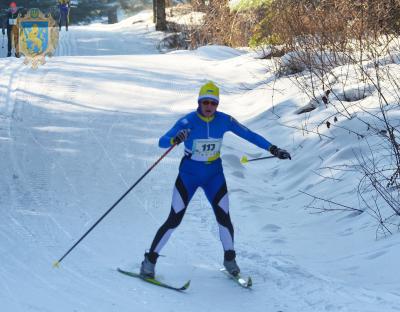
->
xmin=173 ymin=129 xmax=190 ymax=145
xmin=269 ymin=145 xmax=291 ymax=160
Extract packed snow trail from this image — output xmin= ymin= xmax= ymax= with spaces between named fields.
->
xmin=0 ymin=11 xmax=399 ymax=312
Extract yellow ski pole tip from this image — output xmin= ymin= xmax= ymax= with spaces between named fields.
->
xmin=240 ymin=156 xmax=248 ymax=164
xmin=52 ymin=261 xmax=60 ymax=268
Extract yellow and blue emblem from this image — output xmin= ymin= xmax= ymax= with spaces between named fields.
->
xmin=21 ymin=21 xmax=49 ymax=54
xmin=18 ymin=9 xmax=59 ymax=68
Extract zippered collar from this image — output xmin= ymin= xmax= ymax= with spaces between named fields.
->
xmin=196 ymin=108 xmax=215 ymax=123
xmin=196 ymin=113 xmax=215 ymax=122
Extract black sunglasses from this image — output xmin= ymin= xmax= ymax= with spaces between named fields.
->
xmin=201 ymin=100 xmax=218 ymax=106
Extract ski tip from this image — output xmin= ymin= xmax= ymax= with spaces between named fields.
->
xmin=52 ymin=261 xmax=60 ymax=269
xmin=181 ymin=280 xmax=191 ymax=290
xmin=240 ymin=156 xmax=248 ymax=164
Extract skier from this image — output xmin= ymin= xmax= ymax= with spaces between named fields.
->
xmin=140 ymin=81 xmax=291 ymax=278
xmin=58 ymin=0 xmax=70 ymax=31
xmin=2 ymin=2 xmax=20 ymax=57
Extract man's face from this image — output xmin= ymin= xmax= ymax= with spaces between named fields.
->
xmin=200 ymin=100 xmax=218 ymax=117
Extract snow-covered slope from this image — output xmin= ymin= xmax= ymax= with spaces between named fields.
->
xmin=0 ymin=11 xmax=399 ymax=312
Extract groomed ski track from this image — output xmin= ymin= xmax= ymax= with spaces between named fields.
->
xmin=1 ymin=11 xmax=399 ymax=312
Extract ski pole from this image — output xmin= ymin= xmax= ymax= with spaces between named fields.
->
xmin=241 ymin=155 xmax=276 ymax=164
xmin=53 ymin=143 xmax=177 ymax=268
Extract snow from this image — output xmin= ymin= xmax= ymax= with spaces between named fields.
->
xmin=1 ymin=10 xmax=400 ymax=312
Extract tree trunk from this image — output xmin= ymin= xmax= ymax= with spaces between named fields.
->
xmin=155 ymin=0 xmax=166 ymax=31
xmin=153 ymin=0 xmax=156 ymax=23
xmin=108 ymin=6 xmax=118 ymax=24
xmin=107 ymin=0 xmax=118 ymax=24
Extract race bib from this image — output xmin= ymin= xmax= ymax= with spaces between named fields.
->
xmin=191 ymin=139 xmax=222 ymax=161
xmin=9 ymin=18 xmax=17 ymax=25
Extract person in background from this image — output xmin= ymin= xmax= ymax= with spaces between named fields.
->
xmin=1 ymin=14 xmax=3 ymax=49
xmin=139 ymin=81 xmax=291 ymax=278
xmin=58 ymin=0 xmax=70 ymax=31
xmin=2 ymin=2 xmax=20 ymax=57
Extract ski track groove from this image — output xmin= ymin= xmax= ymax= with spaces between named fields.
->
xmin=22 ymin=69 xmax=90 ymax=241
xmin=2 ymin=59 xmax=91 ymax=301
xmin=36 ymin=69 xmax=94 ymax=240
xmin=8 ymin=67 xmax=53 ymax=236
xmin=10 ymin=61 xmax=130 ymax=308
xmin=1 ymin=62 xmax=28 ymax=234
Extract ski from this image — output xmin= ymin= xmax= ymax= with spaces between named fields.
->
xmin=220 ymin=268 xmax=252 ymax=288
xmin=117 ymin=268 xmax=190 ymax=292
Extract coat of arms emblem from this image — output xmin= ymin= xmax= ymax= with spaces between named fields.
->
xmin=18 ymin=8 xmax=59 ymax=68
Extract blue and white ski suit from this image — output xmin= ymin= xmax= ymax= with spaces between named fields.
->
xmin=149 ymin=110 xmax=273 ymax=254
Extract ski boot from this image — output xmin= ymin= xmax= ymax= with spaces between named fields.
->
xmin=140 ymin=251 xmax=159 ymax=278
xmin=223 ymin=250 xmax=240 ymax=276
xmin=7 ymin=52 xmax=11 ymax=57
